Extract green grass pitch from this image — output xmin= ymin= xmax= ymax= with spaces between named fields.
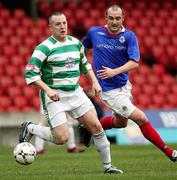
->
xmin=1 ymin=144 xmax=177 ymax=180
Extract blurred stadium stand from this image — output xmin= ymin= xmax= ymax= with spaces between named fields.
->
xmin=0 ymin=0 xmax=177 ymax=146
xmin=0 ymin=0 xmax=176 ymax=113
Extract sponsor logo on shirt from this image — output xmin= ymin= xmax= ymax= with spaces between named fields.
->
xmin=26 ymin=64 xmax=35 ymax=71
xmin=65 ymin=57 xmax=75 ymax=68
xmin=97 ymin=44 xmax=126 ymax=50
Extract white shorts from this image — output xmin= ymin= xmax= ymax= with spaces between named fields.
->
xmin=100 ymin=81 xmax=136 ymax=118
xmin=40 ymin=87 xmax=93 ymax=128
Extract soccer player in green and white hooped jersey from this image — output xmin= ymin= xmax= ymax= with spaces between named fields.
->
xmin=20 ymin=12 xmax=123 ymax=174
xmin=26 ymin=35 xmax=89 ymax=91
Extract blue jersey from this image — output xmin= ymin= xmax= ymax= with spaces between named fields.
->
xmin=83 ymin=26 xmax=140 ymax=92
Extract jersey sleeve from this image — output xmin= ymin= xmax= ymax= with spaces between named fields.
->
xmin=127 ymin=32 xmax=140 ymax=62
xmin=82 ymin=28 xmax=93 ymax=49
xmin=79 ymin=43 xmax=92 ymax=74
xmin=25 ymin=44 xmax=50 ymax=85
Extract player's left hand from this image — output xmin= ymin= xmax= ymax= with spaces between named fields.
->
xmin=97 ymin=66 xmax=116 ymax=79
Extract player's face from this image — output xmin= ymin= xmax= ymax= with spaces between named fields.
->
xmin=49 ymin=14 xmax=68 ymax=41
xmin=106 ymin=8 xmax=124 ymax=34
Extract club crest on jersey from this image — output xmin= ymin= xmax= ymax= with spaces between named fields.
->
xmin=119 ymin=36 xmax=125 ymax=43
xmin=25 ymin=64 xmax=35 ymax=71
xmin=65 ymin=57 xmax=75 ymax=69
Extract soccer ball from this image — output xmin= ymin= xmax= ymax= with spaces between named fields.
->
xmin=13 ymin=142 xmax=37 ymax=165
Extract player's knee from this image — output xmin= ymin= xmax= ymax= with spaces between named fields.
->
xmin=130 ymin=110 xmax=148 ymax=126
xmin=93 ymin=123 xmax=102 ymax=131
xmin=60 ymin=136 xmax=68 ymax=145
xmin=115 ymin=117 xmax=128 ymax=128
xmin=90 ymin=121 xmax=103 ymax=134
xmin=54 ymin=135 xmax=68 ymax=145
xmin=139 ymin=115 xmax=149 ymax=126
xmin=117 ymin=122 xmax=127 ymax=128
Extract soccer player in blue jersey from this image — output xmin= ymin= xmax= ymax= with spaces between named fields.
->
xmin=83 ymin=5 xmax=177 ymax=162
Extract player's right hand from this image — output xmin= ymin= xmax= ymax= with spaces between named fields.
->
xmin=46 ymin=88 xmax=60 ymax=101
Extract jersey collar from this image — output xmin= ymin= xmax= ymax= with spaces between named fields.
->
xmin=104 ymin=25 xmax=125 ymax=36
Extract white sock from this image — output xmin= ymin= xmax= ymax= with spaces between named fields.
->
xmin=66 ymin=122 xmax=76 ymax=149
xmin=35 ymin=135 xmax=45 ymax=151
xmin=28 ymin=124 xmax=54 ymax=143
xmin=34 ymin=120 xmax=46 ymax=151
xmin=92 ymin=131 xmax=111 ymax=169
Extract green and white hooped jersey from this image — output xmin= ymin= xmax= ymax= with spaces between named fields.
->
xmin=25 ymin=35 xmax=92 ymax=91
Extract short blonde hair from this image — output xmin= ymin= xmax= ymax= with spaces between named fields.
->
xmin=49 ymin=12 xmax=64 ymax=25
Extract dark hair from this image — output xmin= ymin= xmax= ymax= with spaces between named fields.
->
xmin=106 ymin=5 xmax=124 ymax=16
xmin=49 ymin=12 xmax=64 ymax=25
